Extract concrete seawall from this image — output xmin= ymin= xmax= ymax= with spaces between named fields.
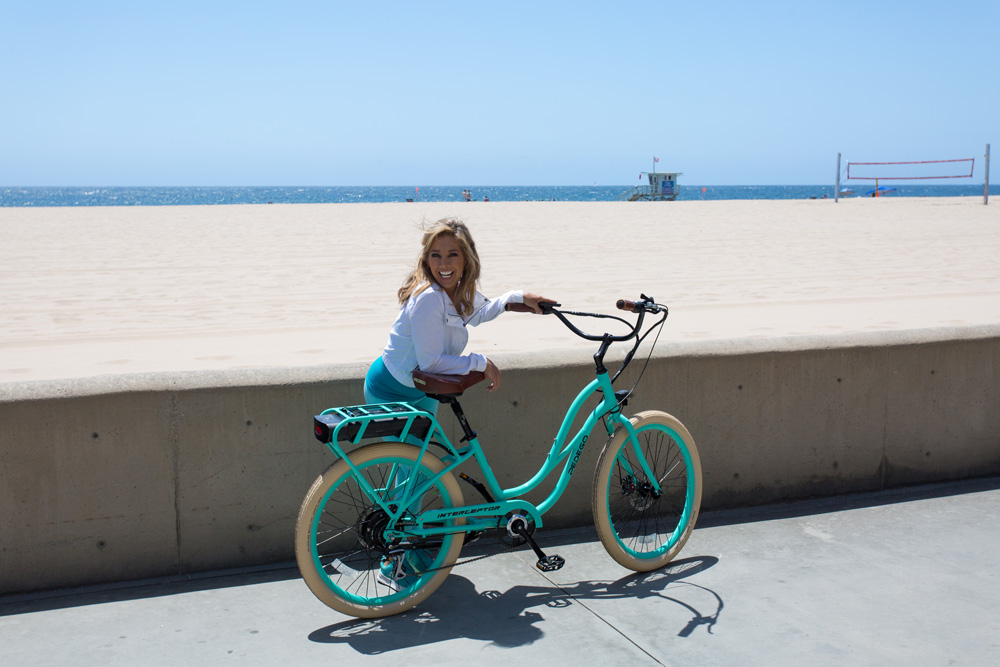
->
xmin=2 ymin=327 xmax=998 ymax=595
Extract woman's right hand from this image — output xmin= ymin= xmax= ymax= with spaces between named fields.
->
xmin=522 ymin=292 xmax=558 ymax=313
xmin=484 ymin=358 xmax=501 ymax=392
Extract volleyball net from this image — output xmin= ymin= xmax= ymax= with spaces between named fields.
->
xmin=846 ymin=158 xmax=975 ymax=181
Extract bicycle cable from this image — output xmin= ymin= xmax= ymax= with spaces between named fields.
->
xmin=610 ymin=310 xmax=668 ymax=412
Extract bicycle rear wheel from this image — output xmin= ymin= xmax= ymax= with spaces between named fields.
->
xmin=592 ymin=410 xmax=702 ymax=571
xmin=295 ymin=442 xmax=465 ymax=618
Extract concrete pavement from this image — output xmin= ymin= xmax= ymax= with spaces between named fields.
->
xmin=2 ymin=477 xmax=998 ymax=666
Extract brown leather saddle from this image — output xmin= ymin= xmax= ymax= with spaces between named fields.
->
xmin=411 ymin=369 xmax=486 ymax=397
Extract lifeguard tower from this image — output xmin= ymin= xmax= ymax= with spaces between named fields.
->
xmin=618 ymin=171 xmax=683 ymax=201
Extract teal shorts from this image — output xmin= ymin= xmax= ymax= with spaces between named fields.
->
xmin=364 ymin=356 xmax=439 ymax=417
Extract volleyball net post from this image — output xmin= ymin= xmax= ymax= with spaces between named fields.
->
xmin=835 ymin=153 xmax=841 ymax=202
xmin=984 ymin=144 xmax=991 ymax=205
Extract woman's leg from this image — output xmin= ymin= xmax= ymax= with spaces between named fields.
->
xmin=362 ymin=382 xmax=440 ymax=585
xmin=364 ymin=386 xmax=439 ymax=444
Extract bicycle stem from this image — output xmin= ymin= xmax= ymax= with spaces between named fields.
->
xmin=594 ymin=334 xmax=614 ymax=375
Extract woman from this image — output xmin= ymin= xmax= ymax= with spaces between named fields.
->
xmin=366 ymin=217 xmax=554 ymax=589
xmin=365 ymin=217 xmax=554 ymax=416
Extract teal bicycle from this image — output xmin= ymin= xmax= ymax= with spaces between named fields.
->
xmin=295 ymin=295 xmax=702 ymax=618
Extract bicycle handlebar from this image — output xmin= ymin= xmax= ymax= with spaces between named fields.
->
xmin=509 ymin=293 xmax=669 ymax=382
xmin=540 ymin=293 xmax=668 ymax=379
xmin=511 ymin=297 xmax=662 ymax=319
xmin=544 ymin=294 xmax=666 ymax=343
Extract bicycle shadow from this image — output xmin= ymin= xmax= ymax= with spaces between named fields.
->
xmin=307 ymin=555 xmax=721 ymax=655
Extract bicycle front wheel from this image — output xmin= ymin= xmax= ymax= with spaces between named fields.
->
xmin=592 ymin=410 xmax=702 ymax=571
xmin=295 ymin=443 xmax=465 ymax=618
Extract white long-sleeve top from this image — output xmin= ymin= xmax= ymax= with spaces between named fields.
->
xmin=381 ymin=283 xmax=523 ymax=387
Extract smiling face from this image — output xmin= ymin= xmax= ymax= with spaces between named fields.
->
xmin=425 ymin=234 xmax=466 ymax=299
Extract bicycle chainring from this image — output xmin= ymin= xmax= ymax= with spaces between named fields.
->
xmin=497 ymin=512 xmax=535 ymax=548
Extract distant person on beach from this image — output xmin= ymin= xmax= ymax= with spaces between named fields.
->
xmin=365 ymin=217 xmax=555 ymax=414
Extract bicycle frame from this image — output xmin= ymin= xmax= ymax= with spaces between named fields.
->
xmin=317 ymin=364 xmax=660 ymax=543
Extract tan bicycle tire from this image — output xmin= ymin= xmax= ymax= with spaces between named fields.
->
xmin=592 ymin=410 xmax=702 ymax=571
xmin=295 ymin=443 xmax=465 ymax=618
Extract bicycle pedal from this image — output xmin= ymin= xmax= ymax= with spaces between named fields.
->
xmin=536 ymin=555 xmax=565 ymax=572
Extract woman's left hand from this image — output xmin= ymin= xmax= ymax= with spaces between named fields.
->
xmin=522 ymin=292 xmax=558 ymax=314
xmin=484 ymin=358 xmax=501 ymax=392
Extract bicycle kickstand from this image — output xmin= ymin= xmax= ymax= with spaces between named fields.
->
xmin=511 ymin=521 xmax=565 ymax=572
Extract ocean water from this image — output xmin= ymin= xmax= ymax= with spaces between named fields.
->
xmin=1 ymin=183 xmax=995 ymax=207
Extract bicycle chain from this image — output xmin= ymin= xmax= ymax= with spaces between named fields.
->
xmin=409 ymin=532 xmax=523 ymax=575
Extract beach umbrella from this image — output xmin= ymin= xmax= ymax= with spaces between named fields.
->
xmin=865 ymin=186 xmax=897 ymax=196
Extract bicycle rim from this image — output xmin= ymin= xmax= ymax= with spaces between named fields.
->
xmin=592 ymin=411 xmax=702 ymax=571
xmin=295 ymin=443 xmax=465 ymax=617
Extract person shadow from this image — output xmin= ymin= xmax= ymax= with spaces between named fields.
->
xmin=307 ymin=555 xmax=721 ymax=655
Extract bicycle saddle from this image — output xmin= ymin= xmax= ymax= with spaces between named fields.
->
xmin=412 ymin=369 xmax=486 ymax=397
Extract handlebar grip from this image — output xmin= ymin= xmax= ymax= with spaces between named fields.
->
xmin=505 ymin=303 xmax=535 ymax=313
xmin=618 ymin=298 xmax=667 ymax=314
xmin=507 ymin=301 xmax=561 ymax=314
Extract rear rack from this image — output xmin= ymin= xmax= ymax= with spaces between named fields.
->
xmin=314 ymin=402 xmax=433 ymax=445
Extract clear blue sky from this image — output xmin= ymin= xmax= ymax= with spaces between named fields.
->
xmin=2 ymin=1 xmax=996 ymax=186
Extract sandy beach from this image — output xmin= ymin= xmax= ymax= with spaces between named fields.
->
xmin=1 ymin=198 xmax=998 ymax=384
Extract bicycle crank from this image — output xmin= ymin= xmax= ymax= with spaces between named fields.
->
xmin=505 ymin=514 xmax=565 ymax=573
xmin=497 ymin=512 xmax=535 ymax=547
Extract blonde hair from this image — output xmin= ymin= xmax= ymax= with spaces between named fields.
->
xmin=398 ymin=218 xmax=482 ymax=316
